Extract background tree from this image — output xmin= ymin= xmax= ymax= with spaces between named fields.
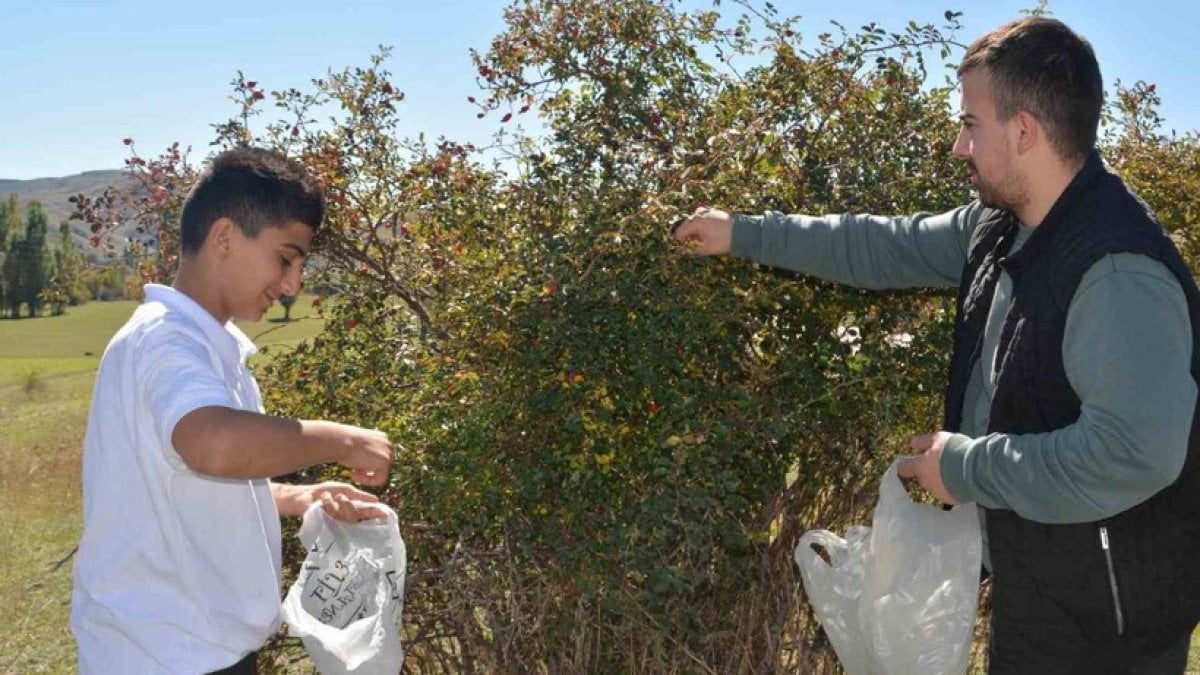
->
xmin=20 ymin=202 xmax=50 ymax=317
xmin=1102 ymin=79 xmax=1200 ymax=260
xmin=278 ymin=293 xmax=296 ymax=321
xmin=1 ymin=200 xmax=50 ymax=318
xmin=41 ymin=222 xmax=86 ymax=315
xmin=0 ymin=194 xmax=13 ymax=253
xmin=2 ymin=237 xmax=21 ymax=319
xmin=0 ymin=194 xmax=18 ymax=313
xmin=78 ymin=264 xmax=134 ymax=302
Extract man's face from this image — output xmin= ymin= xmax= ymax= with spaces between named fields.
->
xmin=952 ymin=68 xmax=1027 ymax=213
xmin=222 ymin=219 xmax=313 ymax=322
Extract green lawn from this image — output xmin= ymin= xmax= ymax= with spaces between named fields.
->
xmin=0 ymin=294 xmax=324 ymax=370
xmin=0 ymin=296 xmax=323 ymax=673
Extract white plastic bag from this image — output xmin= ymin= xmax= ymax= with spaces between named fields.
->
xmin=281 ymin=502 xmax=406 ymax=674
xmin=795 ymin=459 xmax=982 ymax=675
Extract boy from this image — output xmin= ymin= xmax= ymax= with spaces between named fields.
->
xmin=71 ymin=148 xmax=393 ymax=673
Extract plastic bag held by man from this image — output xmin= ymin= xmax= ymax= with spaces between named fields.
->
xmin=282 ymin=502 xmax=406 ymax=674
xmin=795 ymin=459 xmax=982 ymax=675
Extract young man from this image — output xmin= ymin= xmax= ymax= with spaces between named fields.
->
xmin=675 ymin=17 xmax=1200 ymax=673
xmin=71 ymin=148 xmax=394 ymax=673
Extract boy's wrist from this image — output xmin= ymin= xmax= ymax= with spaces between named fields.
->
xmin=271 ymin=482 xmax=311 ymax=517
xmin=300 ymin=419 xmax=355 ymax=465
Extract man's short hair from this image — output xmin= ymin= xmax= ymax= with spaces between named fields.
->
xmin=179 ymin=147 xmax=325 ymax=255
xmin=959 ymin=17 xmax=1103 ymax=163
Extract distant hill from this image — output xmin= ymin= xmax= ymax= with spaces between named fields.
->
xmin=0 ymin=169 xmax=138 ymax=259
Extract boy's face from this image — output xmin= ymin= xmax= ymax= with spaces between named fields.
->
xmin=218 ymin=219 xmax=314 ymax=322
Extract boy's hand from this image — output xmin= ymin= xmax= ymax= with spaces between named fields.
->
xmin=272 ymin=480 xmax=386 ymax=519
xmin=337 ymin=425 xmax=393 ymax=486
xmin=313 ymin=483 xmax=389 ymax=522
xmin=672 ymin=207 xmax=733 ymax=256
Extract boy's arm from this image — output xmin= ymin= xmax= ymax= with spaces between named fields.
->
xmin=141 ymin=328 xmax=392 ymax=485
xmin=172 ymin=407 xmax=391 ymax=485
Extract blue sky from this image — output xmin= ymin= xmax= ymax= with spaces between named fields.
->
xmin=2 ymin=0 xmax=1196 ymax=180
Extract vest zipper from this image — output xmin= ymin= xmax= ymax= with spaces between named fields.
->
xmin=1099 ymin=526 xmax=1125 ymax=635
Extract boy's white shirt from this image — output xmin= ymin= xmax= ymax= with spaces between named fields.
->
xmin=71 ymin=284 xmax=283 ymax=674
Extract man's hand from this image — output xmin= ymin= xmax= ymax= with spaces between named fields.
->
xmin=897 ymin=431 xmax=958 ymax=505
xmin=273 ymin=481 xmax=389 ymax=521
xmin=672 ymin=207 xmax=733 ymax=256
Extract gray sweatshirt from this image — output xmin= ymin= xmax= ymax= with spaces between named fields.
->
xmin=731 ymin=203 xmax=1195 ymax=529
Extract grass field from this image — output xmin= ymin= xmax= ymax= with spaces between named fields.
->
xmin=1 ymin=294 xmax=1197 ymax=673
xmin=0 ymin=296 xmax=323 ymax=674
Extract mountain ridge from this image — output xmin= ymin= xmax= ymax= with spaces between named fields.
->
xmin=0 ymin=169 xmax=139 ymax=259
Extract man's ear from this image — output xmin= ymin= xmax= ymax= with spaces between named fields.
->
xmin=207 ymin=218 xmax=237 ymax=259
xmin=1013 ymin=110 xmax=1040 ymax=155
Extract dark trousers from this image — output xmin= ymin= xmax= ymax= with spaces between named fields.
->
xmin=208 ymin=650 xmax=258 ymax=675
xmin=1130 ymin=633 xmax=1191 ymax=675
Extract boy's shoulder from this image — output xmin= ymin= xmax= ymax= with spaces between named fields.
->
xmin=105 ymin=297 xmax=213 ymax=364
xmin=115 ymin=296 xmax=192 ymax=340
xmin=103 ymin=285 xmax=254 ymax=378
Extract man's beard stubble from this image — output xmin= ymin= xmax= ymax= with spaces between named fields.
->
xmin=968 ymin=160 xmax=1025 ymax=215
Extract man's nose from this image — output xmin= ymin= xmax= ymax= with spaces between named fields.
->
xmin=951 ymin=129 xmax=969 ymax=159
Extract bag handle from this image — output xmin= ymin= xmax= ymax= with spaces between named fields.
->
xmin=797 ymin=529 xmax=844 ymax=570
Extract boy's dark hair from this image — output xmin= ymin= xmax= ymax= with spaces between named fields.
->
xmin=959 ymin=17 xmax=1103 ymax=163
xmin=179 ymin=147 xmax=325 ymax=255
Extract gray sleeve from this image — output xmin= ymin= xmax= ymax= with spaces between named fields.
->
xmin=728 ymin=201 xmax=982 ymax=290
xmin=940 ymin=254 xmax=1195 ymax=523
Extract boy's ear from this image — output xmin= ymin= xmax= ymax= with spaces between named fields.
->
xmin=208 ymin=218 xmax=237 ymax=259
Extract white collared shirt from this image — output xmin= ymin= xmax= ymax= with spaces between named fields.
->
xmin=72 ymin=284 xmax=283 ymax=673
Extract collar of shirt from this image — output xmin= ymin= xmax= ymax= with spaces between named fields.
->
xmin=143 ymin=284 xmax=258 ymax=366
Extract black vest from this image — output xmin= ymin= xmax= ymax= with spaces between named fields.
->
xmin=944 ymin=152 xmax=1200 ymax=669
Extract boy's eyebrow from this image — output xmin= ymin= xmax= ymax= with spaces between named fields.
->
xmin=282 ymin=243 xmax=309 ymax=258
xmin=958 ymin=112 xmax=977 ymax=122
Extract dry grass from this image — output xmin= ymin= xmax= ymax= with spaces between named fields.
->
xmin=0 ymin=366 xmax=90 ymax=673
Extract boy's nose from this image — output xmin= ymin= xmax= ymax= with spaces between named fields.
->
xmin=281 ymin=268 xmax=303 ymax=296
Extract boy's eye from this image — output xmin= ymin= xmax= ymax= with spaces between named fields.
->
xmin=280 ymin=256 xmax=292 ymax=268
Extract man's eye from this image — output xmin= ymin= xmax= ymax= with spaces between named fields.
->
xmin=280 ymin=256 xmax=292 ymax=267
